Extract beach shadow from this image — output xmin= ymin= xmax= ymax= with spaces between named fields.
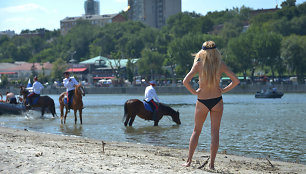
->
xmin=59 ymin=124 xmax=83 ymax=136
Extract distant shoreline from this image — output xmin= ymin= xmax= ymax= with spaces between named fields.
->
xmin=1 ymin=84 xmax=306 ymax=95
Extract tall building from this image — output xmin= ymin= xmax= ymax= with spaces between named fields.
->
xmin=60 ymin=14 xmax=125 ymax=35
xmin=84 ymin=0 xmax=100 ymax=15
xmin=128 ymin=0 xmax=181 ymax=28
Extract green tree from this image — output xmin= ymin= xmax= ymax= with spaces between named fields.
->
xmin=0 ymin=75 xmax=9 ymax=87
xmin=253 ymin=31 xmax=283 ymax=81
xmin=165 ymin=12 xmax=197 ymax=37
xmin=30 ymin=63 xmax=38 ymax=78
xmin=63 ymin=20 xmax=100 ymax=62
xmin=137 ymin=49 xmax=165 ymax=80
xmin=281 ymin=35 xmax=306 ymax=83
xmin=281 ymin=0 xmax=296 ymax=8
xmin=227 ymin=32 xmax=256 ymax=81
xmin=51 ymin=58 xmax=68 ymax=81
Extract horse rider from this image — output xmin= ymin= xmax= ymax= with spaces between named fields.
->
xmin=144 ymin=80 xmax=160 ymax=121
xmin=27 ymin=76 xmax=44 ymax=107
xmin=6 ymin=92 xmax=18 ymax=104
xmin=63 ymin=71 xmax=78 ymax=112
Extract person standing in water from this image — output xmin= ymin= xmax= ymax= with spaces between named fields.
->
xmin=6 ymin=92 xmax=17 ymax=104
xmin=144 ymin=80 xmax=160 ymax=121
xmin=63 ymin=71 xmax=78 ymax=112
xmin=182 ymin=41 xmax=240 ymax=169
xmin=27 ymin=76 xmax=44 ymax=107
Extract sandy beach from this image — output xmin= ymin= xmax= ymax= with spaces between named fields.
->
xmin=0 ymin=126 xmax=305 ymax=174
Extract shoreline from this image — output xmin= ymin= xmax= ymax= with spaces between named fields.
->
xmin=0 ymin=126 xmax=305 ymax=173
xmin=1 ymin=84 xmax=306 ymax=95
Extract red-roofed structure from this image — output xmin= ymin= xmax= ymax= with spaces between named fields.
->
xmin=93 ymin=76 xmax=115 ymax=80
xmin=66 ymin=68 xmax=87 ymax=72
xmin=0 ymin=72 xmax=17 ymax=74
xmin=0 ymin=62 xmax=53 ymax=80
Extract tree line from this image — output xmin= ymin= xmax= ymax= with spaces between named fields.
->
xmin=0 ymin=0 xmax=305 ymax=84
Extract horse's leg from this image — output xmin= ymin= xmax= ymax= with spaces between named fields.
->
xmin=49 ymin=105 xmax=54 ymax=117
xmin=60 ymin=105 xmax=63 ymax=123
xmin=74 ymin=110 xmax=77 ymax=124
xmin=60 ymin=104 xmax=64 ymax=124
xmin=41 ymin=107 xmax=45 ymax=118
xmin=79 ymin=109 xmax=83 ymax=125
xmin=124 ymin=114 xmax=130 ymax=126
xmin=64 ymin=106 xmax=68 ymax=124
xmin=154 ymin=115 xmax=161 ymax=126
xmin=128 ymin=115 xmax=136 ymax=126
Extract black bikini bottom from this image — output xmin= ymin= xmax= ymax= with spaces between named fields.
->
xmin=197 ymin=96 xmax=222 ymax=111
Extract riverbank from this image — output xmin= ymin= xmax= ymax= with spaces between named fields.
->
xmin=1 ymin=83 xmax=306 ymax=95
xmin=0 ymin=126 xmax=305 ymax=174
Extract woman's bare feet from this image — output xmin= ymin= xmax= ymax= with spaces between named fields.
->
xmin=209 ymin=164 xmax=215 ymax=170
xmin=182 ymin=161 xmax=191 ymax=167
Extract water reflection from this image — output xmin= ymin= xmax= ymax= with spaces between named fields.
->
xmin=124 ymin=125 xmax=181 ymax=145
xmin=124 ymin=125 xmax=180 ymax=134
xmin=59 ymin=124 xmax=83 ymax=136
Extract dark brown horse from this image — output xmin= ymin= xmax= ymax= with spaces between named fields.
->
xmin=59 ymin=84 xmax=85 ymax=124
xmin=20 ymin=86 xmax=56 ymax=117
xmin=123 ymin=99 xmax=181 ymax=126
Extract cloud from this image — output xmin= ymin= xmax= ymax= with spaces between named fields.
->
xmin=0 ymin=3 xmax=48 ymax=13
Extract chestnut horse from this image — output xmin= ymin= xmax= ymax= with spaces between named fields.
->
xmin=123 ymin=99 xmax=181 ymax=126
xmin=59 ymin=84 xmax=85 ymax=124
xmin=20 ymin=86 xmax=56 ymax=117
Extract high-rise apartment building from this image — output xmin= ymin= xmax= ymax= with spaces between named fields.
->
xmin=128 ymin=0 xmax=181 ymax=28
xmin=84 ymin=0 xmax=100 ymax=15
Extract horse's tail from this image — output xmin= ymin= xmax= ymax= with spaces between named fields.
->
xmin=122 ymin=101 xmax=128 ymax=122
xmin=51 ymin=98 xmax=57 ymax=117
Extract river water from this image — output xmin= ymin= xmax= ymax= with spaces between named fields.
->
xmin=0 ymin=93 xmax=305 ymax=164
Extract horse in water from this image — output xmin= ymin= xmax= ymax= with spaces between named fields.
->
xmin=59 ymin=84 xmax=85 ymax=124
xmin=20 ymin=86 xmax=56 ymax=117
xmin=123 ymin=99 xmax=181 ymax=126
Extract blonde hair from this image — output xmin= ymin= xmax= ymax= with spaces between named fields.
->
xmin=194 ymin=41 xmax=221 ymax=88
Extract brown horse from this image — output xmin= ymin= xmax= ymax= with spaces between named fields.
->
xmin=59 ymin=84 xmax=85 ymax=124
xmin=123 ymin=99 xmax=181 ymax=126
xmin=20 ymin=86 xmax=56 ymax=117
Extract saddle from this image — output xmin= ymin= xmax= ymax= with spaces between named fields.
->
xmin=64 ymin=95 xmax=73 ymax=106
xmin=26 ymin=95 xmax=40 ymax=105
xmin=143 ymin=101 xmax=153 ymax=112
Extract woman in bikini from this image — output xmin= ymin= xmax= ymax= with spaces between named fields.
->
xmin=182 ymin=41 xmax=240 ymax=169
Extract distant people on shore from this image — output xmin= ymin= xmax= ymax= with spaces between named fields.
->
xmin=182 ymin=41 xmax=240 ymax=169
xmin=26 ymin=76 xmax=44 ymax=107
xmin=0 ymin=93 xmax=4 ymax=102
xmin=63 ymin=71 xmax=78 ymax=112
xmin=144 ymin=80 xmax=160 ymax=121
xmin=6 ymin=92 xmax=17 ymax=104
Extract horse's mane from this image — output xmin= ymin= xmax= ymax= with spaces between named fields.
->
xmin=159 ymin=103 xmax=176 ymax=113
xmin=21 ymin=88 xmax=29 ymax=95
xmin=74 ymin=84 xmax=84 ymax=97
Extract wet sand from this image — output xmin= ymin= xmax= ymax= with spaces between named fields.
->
xmin=0 ymin=126 xmax=305 ymax=174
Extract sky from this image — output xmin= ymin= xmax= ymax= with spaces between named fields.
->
xmin=0 ymin=0 xmax=305 ymax=34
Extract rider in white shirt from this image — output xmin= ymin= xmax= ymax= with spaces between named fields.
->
xmin=144 ymin=80 xmax=160 ymax=121
xmin=27 ymin=76 xmax=44 ymax=106
xmin=63 ymin=71 xmax=78 ymax=110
